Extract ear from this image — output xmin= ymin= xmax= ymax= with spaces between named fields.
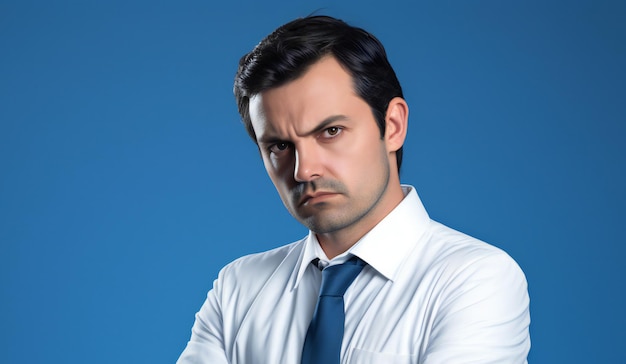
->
xmin=384 ymin=97 xmax=409 ymax=152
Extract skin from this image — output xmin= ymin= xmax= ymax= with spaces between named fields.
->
xmin=249 ymin=56 xmax=409 ymax=259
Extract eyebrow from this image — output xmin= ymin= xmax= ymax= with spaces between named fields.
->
xmin=257 ymin=114 xmax=349 ymax=144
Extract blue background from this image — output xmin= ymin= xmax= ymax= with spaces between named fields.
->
xmin=1 ymin=1 xmax=624 ymax=363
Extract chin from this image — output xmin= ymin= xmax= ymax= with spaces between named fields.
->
xmin=299 ymin=213 xmax=348 ymax=234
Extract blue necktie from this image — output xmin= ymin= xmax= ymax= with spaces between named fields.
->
xmin=301 ymin=256 xmax=366 ymax=364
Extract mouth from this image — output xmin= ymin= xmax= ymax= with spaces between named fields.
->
xmin=298 ymin=191 xmax=338 ymax=206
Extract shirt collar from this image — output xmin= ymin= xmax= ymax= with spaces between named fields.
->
xmin=292 ymin=185 xmax=430 ymax=288
xmin=350 ymin=185 xmax=430 ymax=280
xmin=293 ymin=231 xmax=322 ymax=288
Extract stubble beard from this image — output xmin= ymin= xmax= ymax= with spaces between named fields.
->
xmin=286 ymin=161 xmax=391 ymax=235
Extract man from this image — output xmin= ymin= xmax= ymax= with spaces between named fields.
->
xmin=178 ymin=15 xmax=530 ymax=363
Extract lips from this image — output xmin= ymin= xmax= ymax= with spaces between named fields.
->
xmin=298 ymin=191 xmax=338 ymax=206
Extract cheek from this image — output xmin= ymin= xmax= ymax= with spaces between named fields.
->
xmin=339 ymin=135 xmax=383 ymax=166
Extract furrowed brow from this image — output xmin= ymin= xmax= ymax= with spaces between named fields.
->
xmin=302 ymin=115 xmax=349 ymax=137
xmin=257 ymin=135 xmax=285 ymax=145
xmin=256 ymin=115 xmax=349 ymax=144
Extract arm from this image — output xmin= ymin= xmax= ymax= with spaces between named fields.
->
xmin=422 ymin=252 xmax=531 ymax=363
xmin=177 ymin=279 xmax=229 ymax=364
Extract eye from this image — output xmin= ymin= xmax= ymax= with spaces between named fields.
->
xmin=268 ymin=142 xmax=292 ymax=154
xmin=322 ymin=126 xmax=343 ymax=139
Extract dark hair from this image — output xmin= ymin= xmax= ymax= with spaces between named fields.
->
xmin=234 ymin=15 xmax=404 ymax=171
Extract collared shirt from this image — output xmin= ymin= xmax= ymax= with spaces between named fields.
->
xmin=178 ymin=186 xmax=530 ymax=363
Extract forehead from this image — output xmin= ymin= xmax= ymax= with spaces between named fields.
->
xmin=248 ymin=57 xmax=360 ymax=140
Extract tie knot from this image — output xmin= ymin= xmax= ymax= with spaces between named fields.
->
xmin=319 ymin=256 xmax=366 ymax=297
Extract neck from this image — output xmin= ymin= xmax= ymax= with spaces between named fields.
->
xmin=316 ymin=182 xmax=405 ymax=259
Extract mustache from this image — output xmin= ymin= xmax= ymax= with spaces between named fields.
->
xmin=291 ymin=179 xmax=347 ymax=201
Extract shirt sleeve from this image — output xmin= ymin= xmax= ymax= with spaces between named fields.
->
xmin=177 ymin=277 xmax=229 ymax=364
xmin=421 ymin=251 xmax=531 ymax=363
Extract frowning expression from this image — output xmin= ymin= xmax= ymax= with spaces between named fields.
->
xmin=249 ymin=56 xmax=399 ymax=236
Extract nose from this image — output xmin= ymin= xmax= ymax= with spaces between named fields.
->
xmin=293 ymin=144 xmax=322 ymax=182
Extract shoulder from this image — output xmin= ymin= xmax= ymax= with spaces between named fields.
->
xmin=423 ymin=220 xmax=527 ymax=287
xmin=427 ymin=220 xmax=521 ymax=262
xmin=216 ymin=239 xmax=305 ymax=288
xmin=228 ymin=239 xmax=301 ymax=266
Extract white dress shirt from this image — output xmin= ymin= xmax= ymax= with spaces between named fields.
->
xmin=178 ymin=186 xmax=530 ymax=363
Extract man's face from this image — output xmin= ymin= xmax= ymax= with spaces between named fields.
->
xmin=249 ymin=56 xmax=400 ymax=237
